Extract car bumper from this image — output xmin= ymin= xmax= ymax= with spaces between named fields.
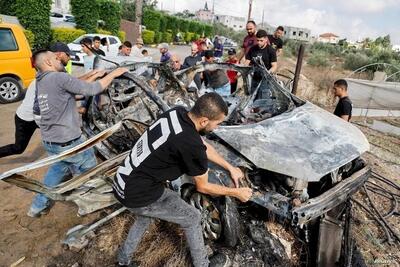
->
xmin=291 ymin=166 xmax=371 ymax=226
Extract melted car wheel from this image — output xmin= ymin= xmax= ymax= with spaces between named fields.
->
xmin=182 ymin=185 xmax=240 ymax=247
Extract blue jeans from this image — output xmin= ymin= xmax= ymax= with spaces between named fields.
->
xmin=29 ymin=136 xmax=97 ymax=214
xmin=214 ymin=82 xmax=231 ymax=97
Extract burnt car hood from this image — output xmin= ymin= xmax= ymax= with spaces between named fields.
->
xmin=214 ymin=102 xmax=369 ymax=181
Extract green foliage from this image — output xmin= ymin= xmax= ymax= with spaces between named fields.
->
xmin=71 ymin=0 xmax=99 ymax=33
xmin=0 ymin=0 xmax=17 ymax=15
xmin=118 ymin=31 xmax=126 ymax=42
xmin=15 ymin=0 xmax=51 ymax=49
xmin=192 ymin=33 xmax=200 ymax=41
xmin=204 ymin=25 xmax=214 ymax=38
xmin=185 ymin=32 xmax=195 ymax=43
xmin=96 ymin=29 xmax=112 ymax=35
xmin=178 ymin=19 xmax=189 ymax=32
xmin=307 ymin=51 xmax=329 ymax=67
xmin=310 ymin=42 xmax=342 ymax=57
xmin=120 ymin=0 xmax=135 ymax=21
xmin=52 ymin=28 xmax=86 ymax=43
xmin=142 ymin=29 xmax=155 ymax=44
xmin=165 ymin=15 xmax=178 ymax=35
xmin=162 ymin=32 xmax=172 ymax=43
xmin=23 ymin=30 xmax=35 ymax=47
xmin=175 ymin=9 xmax=195 ymax=19
xmin=143 ymin=8 xmax=161 ymax=31
xmin=343 ymin=52 xmax=372 ymax=70
xmin=154 ymin=31 xmax=163 ymax=43
xmin=159 ymin=15 xmax=167 ymax=33
xmin=188 ymin=21 xmax=199 ymax=34
xmin=282 ymin=39 xmax=305 ymax=57
xmin=98 ymin=0 xmax=121 ymax=35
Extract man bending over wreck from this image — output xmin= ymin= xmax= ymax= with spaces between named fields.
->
xmin=113 ymin=93 xmax=253 ymax=267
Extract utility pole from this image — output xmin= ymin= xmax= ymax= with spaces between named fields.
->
xmin=134 ymin=0 xmax=143 ymax=41
xmin=247 ymin=0 xmax=253 ymax=21
xmin=261 ymin=8 xmax=264 ymax=28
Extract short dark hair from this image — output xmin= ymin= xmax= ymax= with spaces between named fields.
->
xmin=32 ymin=48 xmax=49 ymax=68
xmin=80 ymin=37 xmax=92 ymax=46
xmin=204 ymin=50 xmax=214 ymax=59
xmin=256 ymin=30 xmax=268 ymax=38
xmin=123 ymin=41 xmax=132 ymax=48
xmin=190 ymin=93 xmax=228 ymax=120
xmin=141 ymin=49 xmax=148 ymax=55
xmin=334 ymin=79 xmax=348 ymax=90
xmin=247 ymin=20 xmax=256 ymax=26
xmin=93 ymin=36 xmax=101 ymax=42
xmin=276 ymin=26 xmax=284 ymax=32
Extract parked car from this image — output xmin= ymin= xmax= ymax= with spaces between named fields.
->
xmin=0 ymin=21 xmax=35 ymax=103
xmin=67 ymin=34 xmax=122 ymax=64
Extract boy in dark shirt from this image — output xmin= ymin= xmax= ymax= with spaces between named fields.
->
xmin=114 ymin=93 xmax=252 ymax=267
xmin=92 ymin=36 xmax=106 ymax=56
xmin=333 ymin=79 xmax=352 ymax=121
xmin=225 ymin=48 xmax=239 ymax=93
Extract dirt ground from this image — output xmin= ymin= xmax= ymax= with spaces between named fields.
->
xmin=0 ymin=54 xmax=399 ymax=267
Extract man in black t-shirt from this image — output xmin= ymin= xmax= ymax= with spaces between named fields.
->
xmin=267 ymin=26 xmax=284 ymax=56
xmin=92 ymin=36 xmax=106 ymax=56
xmin=333 ymin=79 xmax=352 ymax=121
xmin=114 ymin=93 xmax=252 ymax=267
xmin=245 ymin=29 xmax=277 ymax=73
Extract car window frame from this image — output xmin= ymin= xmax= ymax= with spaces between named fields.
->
xmin=0 ymin=27 xmax=19 ymax=52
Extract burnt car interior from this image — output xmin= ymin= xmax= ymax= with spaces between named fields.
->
xmin=1 ymin=58 xmax=371 ymax=266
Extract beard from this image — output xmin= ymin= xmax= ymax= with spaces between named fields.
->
xmin=199 ymin=128 xmax=212 ymax=136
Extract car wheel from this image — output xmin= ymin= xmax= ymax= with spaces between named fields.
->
xmin=0 ymin=77 xmax=23 ymax=104
xmin=181 ymin=184 xmax=239 ymax=247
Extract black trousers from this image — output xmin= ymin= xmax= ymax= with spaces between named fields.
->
xmin=0 ymin=114 xmax=38 ymax=158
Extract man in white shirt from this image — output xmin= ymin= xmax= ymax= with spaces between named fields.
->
xmin=0 ymin=80 xmax=38 ymax=158
xmin=130 ymin=38 xmax=144 ymax=58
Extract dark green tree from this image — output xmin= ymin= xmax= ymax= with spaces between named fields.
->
xmin=71 ymin=0 xmax=99 ymax=33
xmin=0 ymin=0 xmax=17 ymax=16
xmin=15 ymin=0 xmax=51 ymax=48
xmin=98 ymin=0 xmax=121 ymax=35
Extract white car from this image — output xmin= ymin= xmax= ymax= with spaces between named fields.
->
xmin=67 ymin=34 xmax=122 ymax=64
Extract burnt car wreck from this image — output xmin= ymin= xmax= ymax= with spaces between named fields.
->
xmin=0 ymin=59 xmax=370 ymax=266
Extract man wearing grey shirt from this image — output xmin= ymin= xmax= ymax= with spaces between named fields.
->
xmin=28 ymin=50 xmax=127 ymax=217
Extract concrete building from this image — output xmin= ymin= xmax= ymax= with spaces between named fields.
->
xmin=284 ymin=26 xmax=311 ymax=41
xmin=215 ymin=15 xmax=246 ymax=31
xmin=195 ymin=1 xmax=213 ymax=22
xmin=51 ymin=0 xmax=71 ymax=14
xmin=318 ymin=33 xmax=339 ymax=44
xmin=260 ymin=23 xmax=311 ymax=41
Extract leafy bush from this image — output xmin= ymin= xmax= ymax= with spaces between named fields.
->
xmin=71 ymin=0 xmax=99 ymax=33
xmin=0 ymin=0 xmax=17 ymax=16
xmin=52 ymin=28 xmax=86 ymax=43
xmin=162 ymin=32 xmax=172 ymax=43
xmin=178 ymin=19 xmax=189 ymax=32
xmin=96 ymin=29 xmax=112 ymax=35
xmin=310 ymin=42 xmax=342 ymax=57
xmin=154 ymin=32 xmax=163 ymax=43
xmin=283 ymin=39 xmax=305 ymax=58
xmin=15 ymin=0 xmax=51 ymax=48
xmin=143 ymin=8 xmax=161 ymax=31
xmin=307 ymin=51 xmax=329 ymax=67
xmin=23 ymin=30 xmax=35 ymax=48
xmin=98 ymin=0 xmax=121 ymax=35
xmin=204 ymin=25 xmax=214 ymax=38
xmin=159 ymin=15 xmax=167 ymax=33
xmin=343 ymin=52 xmax=372 ymax=70
xmin=142 ymin=30 xmax=155 ymax=44
xmin=185 ymin=32 xmax=195 ymax=43
xmin=118 ymin=31 xmax=126 ymax=42
xmin=192 ymin=33 xmax=200 ymax=42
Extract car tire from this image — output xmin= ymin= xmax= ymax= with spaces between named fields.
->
xmin=0 ymin=77 xmax=23 ymax=104
xmin=181 ymin=184 xmax=239 ymax=247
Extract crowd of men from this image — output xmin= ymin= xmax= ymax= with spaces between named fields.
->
xmin=0 ymin=20 xmax=352 ymax=267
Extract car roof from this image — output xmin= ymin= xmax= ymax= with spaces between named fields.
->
xmin=83 ymin=33 xmax=117 ymax=38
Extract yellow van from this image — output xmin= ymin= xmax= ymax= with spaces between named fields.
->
xmin=0 ymin=20 xmax=36 ymax=103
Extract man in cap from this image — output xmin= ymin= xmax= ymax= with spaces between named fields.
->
xmin=158 ymin=43 xmax=171 ymax=63
xmin=50 ymin=41 xmax=73 ymax=74
xmin=0 ymin=43 xmax=72 ymax=159
xmin=131 ymin=38 xmax=144 ymax=58
xmin=27 ymin=50 xmax=128 ymax=217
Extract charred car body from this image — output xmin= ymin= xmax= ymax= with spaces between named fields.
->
xmin=0 ymin=58 xmax=370 ymax=266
